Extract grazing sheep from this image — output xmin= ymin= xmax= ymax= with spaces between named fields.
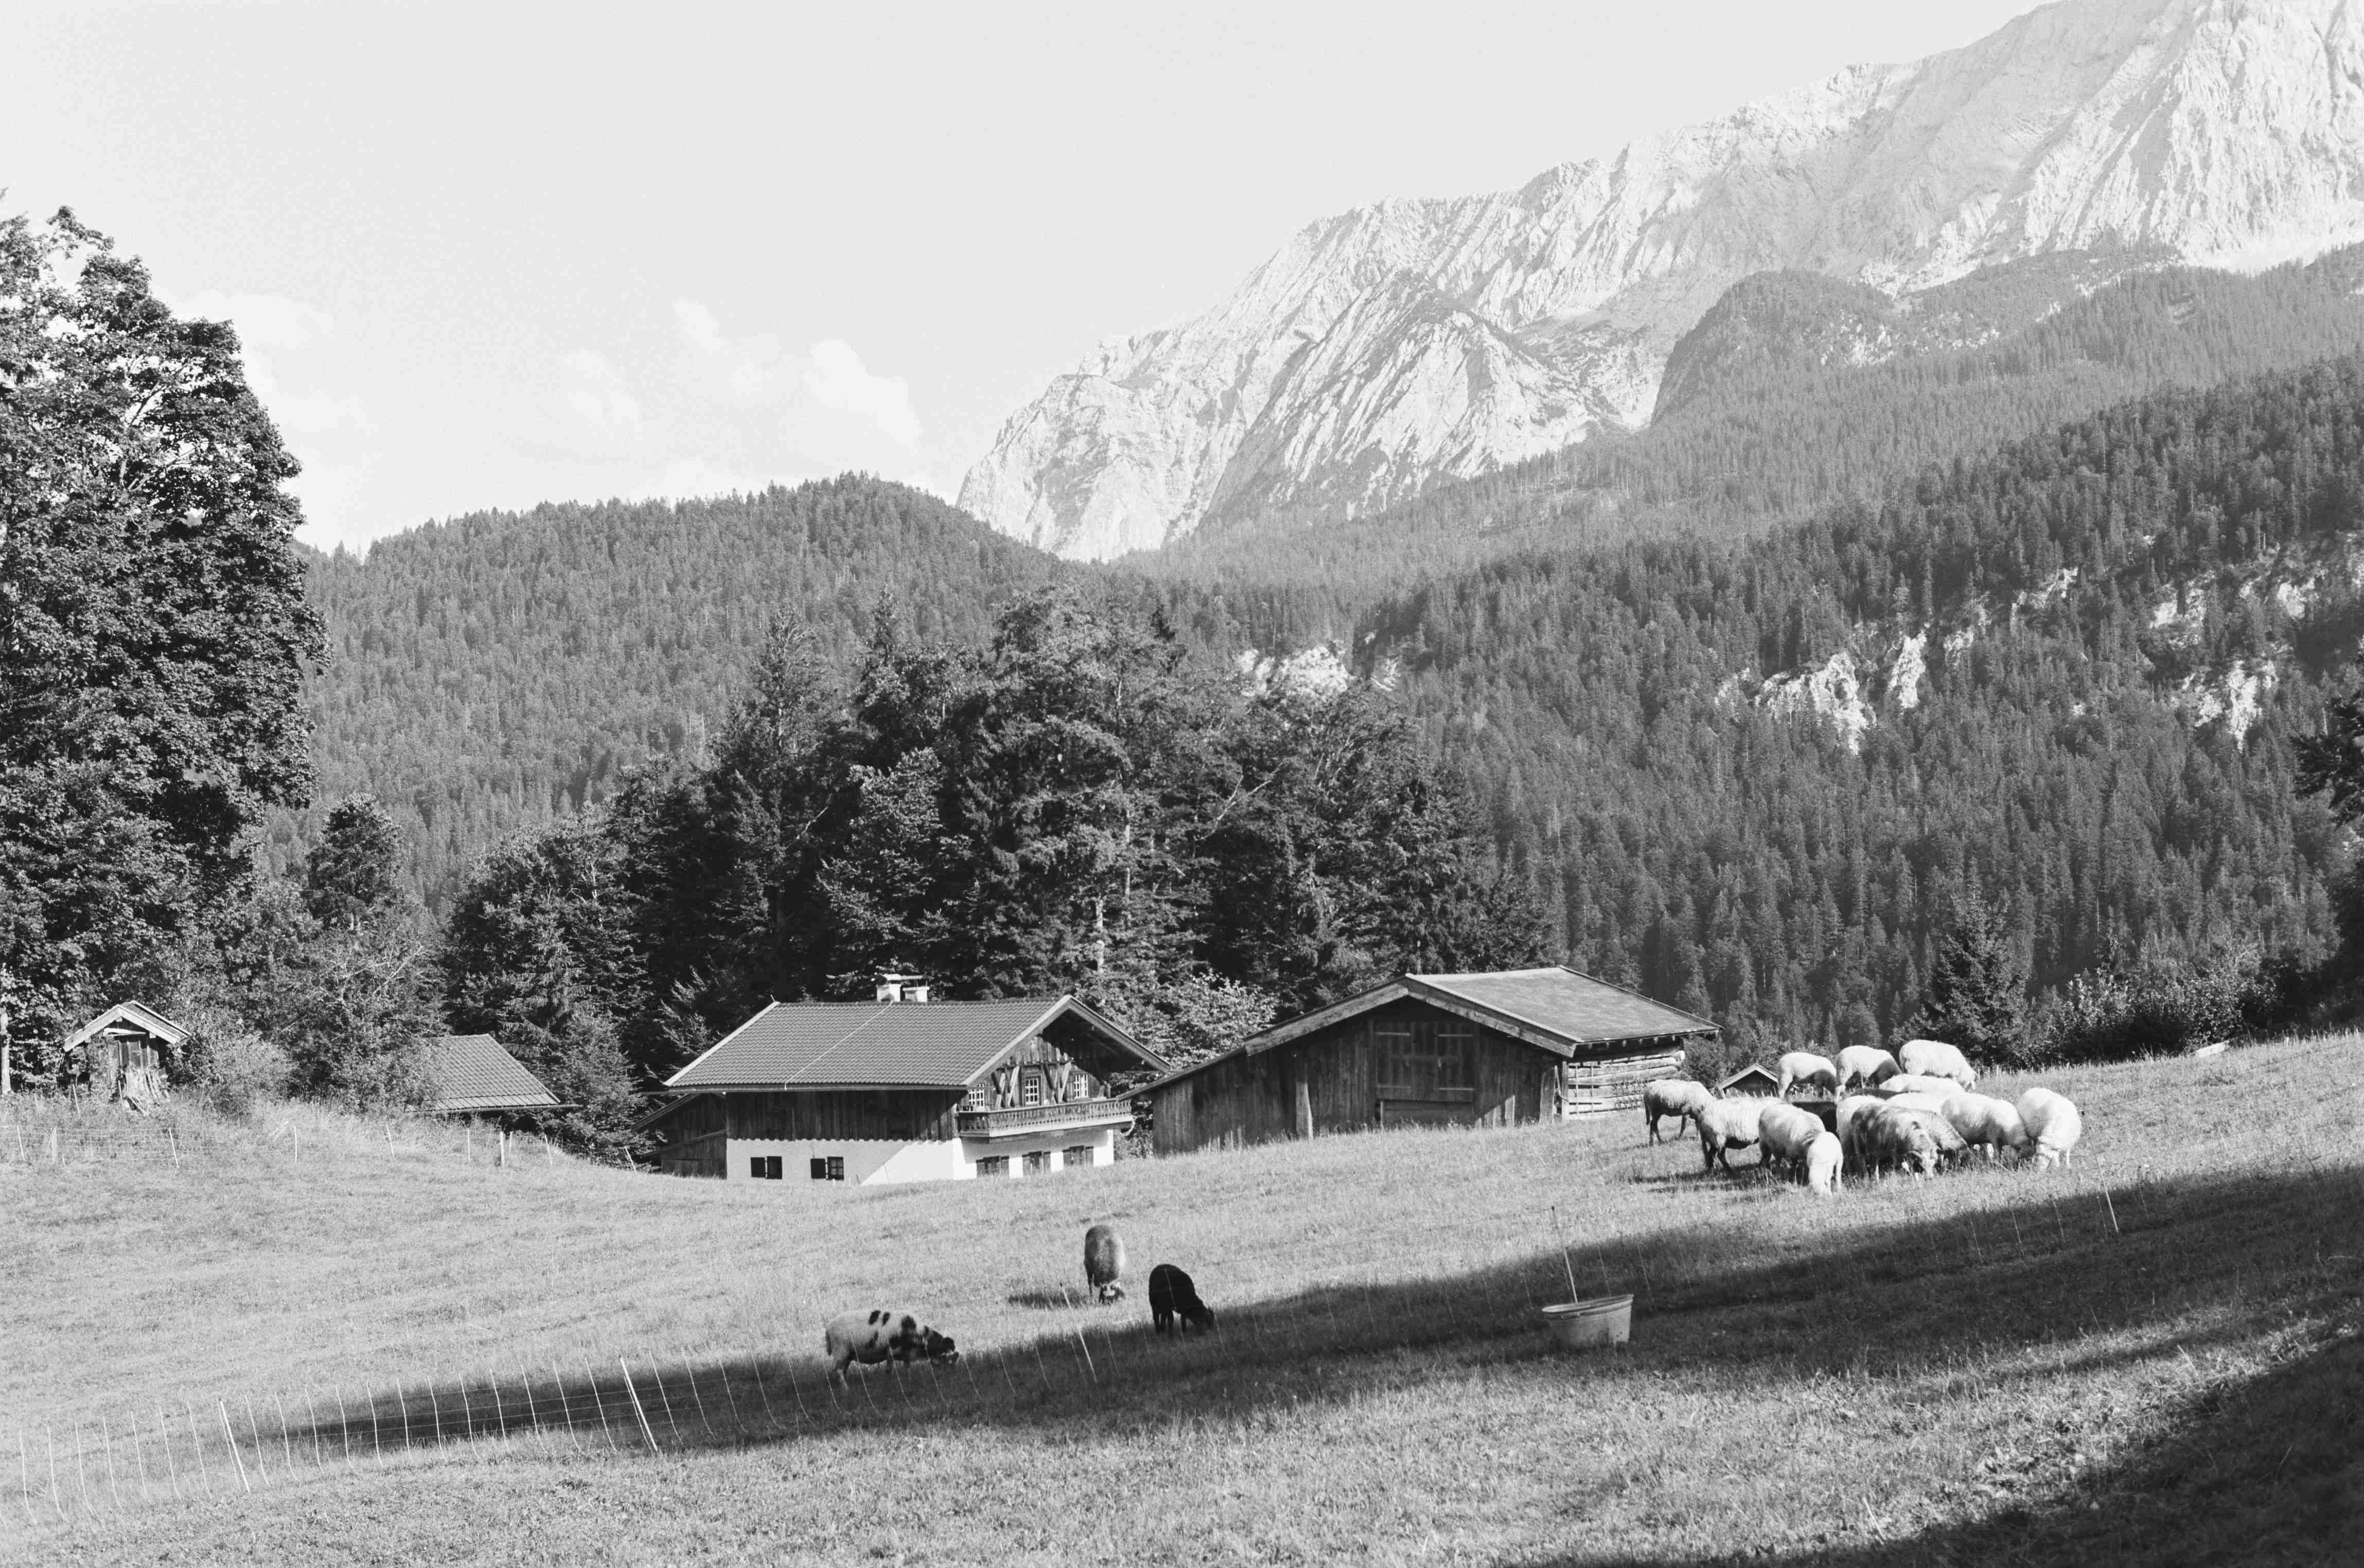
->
xmin=1837 ymin=1046 xmax=1901 ymax=1092
xmin=1756 ymin=1100 xmax=1825 ymax=1175
xmin=1835 ymin=1095 xmax=1886 ymax=1170
xmin=1891 ymin=1106 xmax=1971 ymax=1168
xmin=1803 ymin=1131 xmax=1842 ymax=1195
xmin=1881 ymin=1090 xmax=1957 ymax=1117
xmin=1877 ymin=1073 xmax=1969 ymax=1099
xmin=1851 ymin=1104 xmax=1948 ymax=1175
xmin=1696 ymin=1098 xmax=1768 ymax=1173
xmin=1148 ymin=1263 xmax=1215 ymax=1334
xmin=1083 ymin=1223 xmax=1126 ymax=1303
xmin=823 ymin=1310 xmax=958 ymax=1377
xmin=1775 ymin=1051 xmax=1840 ymax=1098
xmin=1641 ymin=1078 xmax=1715 ymax=1144
xmin=1942 ymin=1093 xmax=2028 ymax=1162
xmin=1897 ymin=1038 xmax=1978 ymax=1089
xmin=2016 ymin=1088 xmax=2085 ymax=1168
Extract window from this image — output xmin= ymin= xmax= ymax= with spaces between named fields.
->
xmin=976 ymin=1155 xmax=1009 ymax=1178
xmin=1020 ymin=1070 xmax=1044 ymax=1107
xmin=961 ymin=1085 xmax=987 ymax=1112
xmin=1022 ymin=1150 xmax=1051 ymax=1175
xmin=809 ymin=1155 xmax=844 ymax=1182
xmin=750 ymin=1155 xmax=783 ymax=1180
xmin=1064 ymin=1144 xmax=1095 ymax=1170
xmin=1376 ymin=1017 xmax=1477 ymax=1098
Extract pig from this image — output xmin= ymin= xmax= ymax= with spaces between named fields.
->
xmin=823 ymin=1310 xmax=958 ymax=1377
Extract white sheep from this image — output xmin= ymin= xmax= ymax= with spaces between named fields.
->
xmin=1881 ymin=1090 xmax=1957 ymax=1117
xmin=1803 ymin=1131 xmax=1842 ymax=1195
xmin=2015 ymin=1087 xmax=2084 ymax=1168
xmin=1640 ymin=1078 xmax=1715 ymax=1144
xmin=1835 ymin=1095 xmax=1886 ymax=1170
xmin=1696 ymin=1098 xmax=1767 ymax=1173
xmin=1941 ymin=1093 xmax=2027 ymax=1162
xmin=1897 ymin=1038 xmax=1977 ymax=1089
xmin=1836 ymin=1046 xmax=1900 ymax=1092
xmin=1756 ymin=1100 xmax=1825 ymax=1175
xmin=1775 ymin=1051 xmax=1839 ymax=1098
xmin=1878 ymin=1073 xmax=1968 ymax=1099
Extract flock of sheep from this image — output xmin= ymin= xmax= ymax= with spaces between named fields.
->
xmin=1642 ymin=1039 xmax=2086 ymax=1194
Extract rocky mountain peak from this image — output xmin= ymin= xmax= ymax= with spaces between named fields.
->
xmin=963 ymin=0 xmax=2364 ymax=561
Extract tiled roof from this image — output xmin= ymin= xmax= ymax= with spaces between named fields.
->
xmin=665 ymin=996 xmax=1163 ymax=1090
xmin=1149 ymin=966 xmax=1715 ymax=1093
xmin=1409 ymin=967 xmax=1717 ymax=1048
xmin=427 ymin=1034 xmax=560 ymax=1112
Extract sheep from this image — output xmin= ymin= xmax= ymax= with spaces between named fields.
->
xmin=2016 ymin=1087 xmax=2084 ymax=1168
xmin=1756 ymin=1100 xmax=1825 ymax=1176
xmin=823 ymin=1310 xmax=958 ymax=1378
xmin=1148 ymin=1263 xmax=1215 ymax=1334
xmin=1835 ymin=1095 xmax=1886 ymax=1170
xmin=1850 ymin=1103 xmax=1949 ymax=1175
xmin=1881 ymin=1090 xmax=1957 ymax=1117
xmin=1836 ymin=1046 xmax=1901 ymax=1092
xmin=1641 ymin=1078 xmax=1715 ymax=1144
xmin=1897 ymin=1038 xmax=1978 ymax=1089
xmin=1696 ymin=1097 xmax=1767 ymax=1173
xmin=1775 ymin=1051 xmax=1839 ymax=1098
xmin=1942 ymin=1093 xmax=2028 ymax=1162
xmin=1083 ymin=1223 xmax=1126 ymax=1303
xmin=1877 ymin=1073 xmax=1969 ymax=1099
xmin=1803 ymin=1131 xmax=1842 ymax=1195
xmin=1892 ymin=1105 xmax=1971 ymax=1169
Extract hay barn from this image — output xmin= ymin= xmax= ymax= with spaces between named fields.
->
xmin=425 ymin=1034 xmax=560 ymax=1116
xmin=1145 ymin=966 xmax=1716 ymax=1156
xmin=640 ymin=989 xmax=1167 ymax=1186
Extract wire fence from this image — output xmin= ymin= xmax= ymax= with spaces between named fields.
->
xmin=0 ymin=1102 xmax=562 ymax=1173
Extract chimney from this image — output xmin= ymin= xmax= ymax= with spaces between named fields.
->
xmin=904 ymin=984 xmax=930 ymax=1005
xmin=876 ymin=971 xmax=925 ymax=1004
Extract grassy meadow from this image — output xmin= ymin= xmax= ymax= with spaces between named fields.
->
xmin=2 ymin=1037 xmax=2359 ymax=1565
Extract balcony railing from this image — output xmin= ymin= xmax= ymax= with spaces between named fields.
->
xmin=955 ymin=1097 xmax=1133 ymax=1139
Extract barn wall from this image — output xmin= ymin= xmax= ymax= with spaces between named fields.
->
xmin=724 ymin=1090 xmax=962 ymax=1142
xmin=1151 ymin=999 xmax=1561 ymax=1156
xmin=650 ymin=1093 xmax=728 ymax=1178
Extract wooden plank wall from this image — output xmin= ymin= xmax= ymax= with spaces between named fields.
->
xmin=1561 ymin=1045 xmax=1693 ymax=1117
xmin=724 ymin=1089 xmax=962 ymax=1143
xmin=1152 ymin=999 xmax=1560 ymax=1156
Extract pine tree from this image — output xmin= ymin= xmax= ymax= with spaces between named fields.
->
xmin=1912 ymin=896 xmax=2030 ymax=1064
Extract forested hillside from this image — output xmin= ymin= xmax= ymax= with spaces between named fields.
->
xmin=292 ymin=478 xmax=1062 ymax=904
xmin=1138 ymin=246 xmax=2364 ymax=629
xmin=1358 ymin=356 xmax=2364 ymax=1056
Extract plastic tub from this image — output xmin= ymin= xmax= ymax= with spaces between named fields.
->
xmin=1541 ymin=1294 xmax=1633 ymax=1349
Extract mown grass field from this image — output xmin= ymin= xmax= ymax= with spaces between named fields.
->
xmin=3 ymin=1037 xmax=2360 ymax=1566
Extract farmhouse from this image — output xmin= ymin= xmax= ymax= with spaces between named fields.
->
xmin=425 ymin=1034 xmax=560 ymax=1117
xmin=641 ymin=989 xmax=1168 ymax=1185
xmin=1145 ymin=966 xmax=1716 ymax=1156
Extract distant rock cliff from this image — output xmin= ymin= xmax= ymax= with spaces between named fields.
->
xmin=964 ymin=0 xmax=2364 ymax=560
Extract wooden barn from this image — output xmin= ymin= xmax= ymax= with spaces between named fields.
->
xmin=62 ymin=1002 xmax=189 ymax=1105
xmin=1718 ymin=1064 xmax=1781 ymax=1098
xmin=425 ymin=1034 xmax=560 ymax=1117
xmin=1144 ymin=966 xmax=1716 ymax=1156
xmin=639 ymin=990 xmax=1167 ymax=1186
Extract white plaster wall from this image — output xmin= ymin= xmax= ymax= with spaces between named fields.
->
xmin=726 ymin=1125 xmax=1120 ymax=1187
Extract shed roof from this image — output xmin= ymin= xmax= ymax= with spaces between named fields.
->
xmin=1717 ymin=1063 xmax=1781 ymax=1094
xmin=63 ymin=1001 xmax=190 ymax=1053
xmin=1147 ymin=966 xmax=1716 ymax=1095
xmin=664 ymin=995 xmax=1166 ymax=1092
xmin=427 ymin=1034 xmax=560 ymax=1113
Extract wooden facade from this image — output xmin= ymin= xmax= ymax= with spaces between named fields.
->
xmin=1151 ymin=998 xmax=1563 ymax=1156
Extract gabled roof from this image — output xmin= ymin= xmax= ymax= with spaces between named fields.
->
xmin=1718 ymin=1063 xmax=1781 ymax=1094
xmin=1147 ymin=966 xmax=1716 ymax=1094
xmin=64 ymin=1001 xmax=190 ymax=1052
xmin=664 ymin=995 xmax=1166 ymax=1092
xmin=427 ymin=1034 xmax=560 ymax=1113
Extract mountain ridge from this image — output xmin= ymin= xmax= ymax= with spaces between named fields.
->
xmin=964 ymin=0 xmax=2364 ymax=560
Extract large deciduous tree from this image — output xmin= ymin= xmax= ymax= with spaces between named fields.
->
xmin=0 ymin=210 xmax=322 ymax=1073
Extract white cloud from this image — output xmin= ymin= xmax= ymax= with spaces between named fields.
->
xmin=176 ymin=291 xmax=336 ymax=350
xmin=673 ymin=297 xmax=727 ymax=355
xmin=802 ymin=338 xmax=920 ymax=446
xmin=562 ymin=348 xmax=641 ymax=431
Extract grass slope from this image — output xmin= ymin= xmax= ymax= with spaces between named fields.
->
xmin=4 ymin=1038 xmax=2359 ymax=1565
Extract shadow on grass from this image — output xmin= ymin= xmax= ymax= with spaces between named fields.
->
xmin=244 ymin=1157 xmax=2358 ymax=1561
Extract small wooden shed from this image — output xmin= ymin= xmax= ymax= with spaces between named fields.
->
xmin=1717 ymin=1063 xmax=1781 ymax=1098
xmin=1144 ymin=966 xmax=1717 ymax=1157
xmin=64 ymin=1002 xmax=190 ymax=1103
xmin=425 ymin=1034 xmax=560 ymax=1116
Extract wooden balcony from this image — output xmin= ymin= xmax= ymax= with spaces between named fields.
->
xmin=955 ymin=1097 xmax=1133 ymax=1140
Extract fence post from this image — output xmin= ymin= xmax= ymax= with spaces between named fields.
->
xmin=616 ymin=1362 xmax=661 ymax=1454
xmin=216 ymin=1404 xmax=251 ymax=1492
xmin=274 ymin=1390 xmax=295 ymax=1475
xmin=156 ymin=1410 xmax=179 ymax=1501
xmin=243 ymin=1398 xmax=269 ymax=1482
xmin=183 ymin=1399 xmax=211 ymax=1492
xmin=19 ymin=1431 xmax=34 ymax=1527
xmin=44 ymin=1427 xmax=61 ymax=1519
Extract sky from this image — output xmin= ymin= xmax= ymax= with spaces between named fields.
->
xmin=1 ymin=0 xmax=2039 ymax=552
